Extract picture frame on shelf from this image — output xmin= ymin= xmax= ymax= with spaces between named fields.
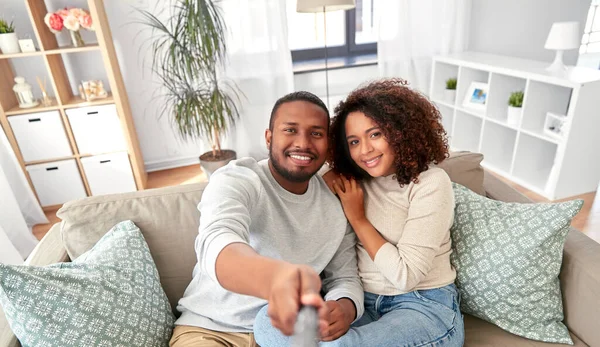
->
xmin=17 ymin=38 xmax=36 ymax=53
xmin=543 ymin=112 xmax=569 ymax=139
xmin=462 ymin=82 xmax=489 ymax=111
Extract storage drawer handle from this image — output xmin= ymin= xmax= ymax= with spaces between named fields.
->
xmin=28 ymin=118 xmax=41 ymax=122
xmin=46 ymin=167 xmax=58 ymax=171
xmin=100 ymin=160 xmax=111 ymax=164
xmin=87 ymin=111 xmax=99 ymax=115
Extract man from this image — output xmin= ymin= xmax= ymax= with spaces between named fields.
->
xmin=171 ymin=91 xmax=363 ymax=346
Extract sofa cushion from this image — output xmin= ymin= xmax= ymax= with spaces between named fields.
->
xmin=0 ymin=221 xmax=174 ymax=346
xmin=56 ymin=183 xmax=206 ymax=311
xmin=450 ymin=183 xmax=583 ymax=344
xmin=437 ymin=151 xmax=485 ymax=196
xmin=464 ymin=315 xmax=586 ymax=347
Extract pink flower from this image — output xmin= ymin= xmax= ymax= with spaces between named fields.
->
xmin=63 ymin=14 xmax=80 ymax=31
xmin=79 ymin=14 xmax=93 ymax=30
xmin=44 ymin=13 xmax=63 ymax=33
xmin=56 ymin=8 xmax=70 ymax=19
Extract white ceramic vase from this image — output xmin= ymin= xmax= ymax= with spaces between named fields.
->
xmin=444 ymin=89 xmax=456 ymax=104
xmin=0 ymin=33 xmax=20 ymax=54
xmin=507 ymin=106 xmax=522 ymax=126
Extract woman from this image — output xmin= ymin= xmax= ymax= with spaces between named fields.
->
xmin=323 ymin=78 xmax=464 ymax=346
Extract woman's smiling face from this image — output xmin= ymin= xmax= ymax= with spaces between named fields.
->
xmin=345 ymin=111 xmax=396 ymax=177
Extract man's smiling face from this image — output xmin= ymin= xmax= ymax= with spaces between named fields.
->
xmin=266 ymin=100 xmax=329 ymax=184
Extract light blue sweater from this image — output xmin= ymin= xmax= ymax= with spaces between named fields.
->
xmin=176 ymin=158 xmax=364 ymax=332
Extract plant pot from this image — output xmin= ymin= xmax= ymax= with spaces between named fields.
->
xmin=444 ymin=89 xmax=456 ymax=104
xmin=507 ymin=106 xmax=522 ymax=126
xmin=199 ymin=149 xmax=236 ymax=178
xmin=0 ymin=33 xmax=20 ymax=54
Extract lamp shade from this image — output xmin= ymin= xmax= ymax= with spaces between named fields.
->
xmin=544 ymin=22 xmax=580 ymax=50
xmin=296 ymin=0 xmax=356 ymax=13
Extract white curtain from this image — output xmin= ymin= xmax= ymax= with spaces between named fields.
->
xmin=0 ymin=127 xmax=46 ymax=263
xmin=378 ymin=0 xmax=472 ymax=93
xmin=219 ymin=0 xmax=295 ymax=160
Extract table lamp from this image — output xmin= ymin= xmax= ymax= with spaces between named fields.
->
xmin=544 ymin=21 xmax=580 ymax=73
xmin=296 ymin=0 xmax=356 ymax=108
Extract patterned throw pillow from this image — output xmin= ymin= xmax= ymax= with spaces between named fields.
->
xmin=450 ymin=183 xmax=582 ymax=345
xmin=0 ymin=220 xmax=175 ymax=347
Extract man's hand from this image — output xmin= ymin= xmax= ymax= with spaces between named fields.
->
xmin=267 ymin=264 xmax=328 ymax=336
xmin=320 ymin=298 xmax=356 ymax=341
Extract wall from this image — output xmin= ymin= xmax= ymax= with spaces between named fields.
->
xmin=469 ymin=0 xmax=590 ymax=65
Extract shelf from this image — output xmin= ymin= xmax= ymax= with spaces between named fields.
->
xmin=512 ymin=133 xmax=558 ymax=193
xmin=520 ymin=128 xmax=562 ymax=145
xmin=480 ymin=122 xmax=517 ymax=172
xmin=25 ymin=155 xmax=77 ymax=166
xmin=5 ymin=99 xmax=60 ymax=116
xmin=433 ymin=99 xmax=455 ymax=109
xmin=452 ymin=111 xmax=482 ymax=153
xmin=455 ymin=106 xmax=485 ymax=119
xmin=62 ymin=94 xmax=114 ymax=109
xmin=0 ymin=51 xmax=45 ymax=60
xmin=431 ymin=62 xmax=459 ymax=102
xmin=44 ymin=44 xmax=101 ymax=55
xmin=485 ymin=117 xmax=518 ymax=131
xmin=486 ymin=73 xmax=526 ymax=123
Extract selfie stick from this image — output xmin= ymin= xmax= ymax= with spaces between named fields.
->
xmin=290 ymin=306 xmax=319 ymax=347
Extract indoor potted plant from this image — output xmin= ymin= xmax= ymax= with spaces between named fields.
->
xmin=445 ymin=78 xmax=457 ymax=103
xmin=0 ymin=17 xmax=20 ymax=54
xmin=139 ymin=0 xmax=242 ymax=177
xmin=507 ymin=90 xmax=524 ymax=126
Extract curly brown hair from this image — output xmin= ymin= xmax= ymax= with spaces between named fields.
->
xmin=329 ymin=78 xmax=449 ymax=186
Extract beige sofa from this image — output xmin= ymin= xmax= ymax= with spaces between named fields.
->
xmin=1 ymin=152 xmax=599 ymax=347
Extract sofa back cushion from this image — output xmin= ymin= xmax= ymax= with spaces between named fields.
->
xmin=437 ymin=151 xmax=485 ymax=196
xmin=56 ymin=183 xmax=206 ymax=312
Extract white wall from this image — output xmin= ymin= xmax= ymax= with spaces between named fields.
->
xmin=469 ymin=0 xmax=590 ymax=65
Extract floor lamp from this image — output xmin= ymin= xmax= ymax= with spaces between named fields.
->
xmin=296 ymin=0 xmax=356 ymax=109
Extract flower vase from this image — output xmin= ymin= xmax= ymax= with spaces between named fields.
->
xmin=69 ymin=30 xmax=85 ymax=47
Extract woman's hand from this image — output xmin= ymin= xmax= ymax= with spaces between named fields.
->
xmin=332 ymin=176 xmax=366 ymax=225
xmin=322 ymin=170 xmax=340 ymax=194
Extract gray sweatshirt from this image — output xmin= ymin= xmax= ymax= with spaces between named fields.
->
xmin=176 ymin=158 xmax=364 ymax=332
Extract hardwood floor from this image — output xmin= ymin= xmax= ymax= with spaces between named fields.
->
xmin=33 ymin=164 xmax=600 ymax=243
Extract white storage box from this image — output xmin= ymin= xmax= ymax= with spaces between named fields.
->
xmin=81 ymin=152 xmax=137 ymax=196
xmin=8 ymin=111 xmax=73 ymax=162
xmin=65 ymin=104 xmax=127 ymax=155
xmin=26 ymin=159 xmax=87 ymax=206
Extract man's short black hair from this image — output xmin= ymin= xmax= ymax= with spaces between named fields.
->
xmin=269 ymin=91 xmax=330 ymax=130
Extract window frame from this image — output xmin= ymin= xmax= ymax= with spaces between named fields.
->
xmin=290 ymin=9 xmax=377 ymax=62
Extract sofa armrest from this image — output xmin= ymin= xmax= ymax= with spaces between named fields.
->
xmin=560 ymin=228 xmax=600 ymax=346
xmin=1 ymin=223 xmax=68 ymax=347
xmin=24 ymin=223 xmax=69 ymax=266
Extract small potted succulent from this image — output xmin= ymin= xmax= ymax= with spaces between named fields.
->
xmin=507 ymin=91 xmax=524 ymax=126
xmin=445 ymin=78 xmax=457 ymax=103
xmin=0 ymin=17 xmax=20 ymax=54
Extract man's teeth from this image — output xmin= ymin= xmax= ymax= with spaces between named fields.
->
xmin=290 ymin=154 xmax=311 ymax=161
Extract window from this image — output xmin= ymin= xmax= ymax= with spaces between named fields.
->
xmin=286 ymin=0 xmax=378 ymax=62
xmin=580 ymin=0 xmax=600 ymax=55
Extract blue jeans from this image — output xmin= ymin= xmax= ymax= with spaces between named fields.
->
xmin=254 ymin=284 xmax=464 ymax=347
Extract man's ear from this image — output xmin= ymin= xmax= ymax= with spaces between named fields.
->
xmin=265 ymin=129 xmax=272 ymax=149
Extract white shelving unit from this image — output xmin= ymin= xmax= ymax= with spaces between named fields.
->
xmin=430 ymin=52 xmax=600 ymax=200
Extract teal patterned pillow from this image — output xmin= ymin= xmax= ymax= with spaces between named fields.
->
xmin=0 ymin=220 xmax=175 ymax=347
xmin=450 ymin=183 xmax=582 ymax=345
